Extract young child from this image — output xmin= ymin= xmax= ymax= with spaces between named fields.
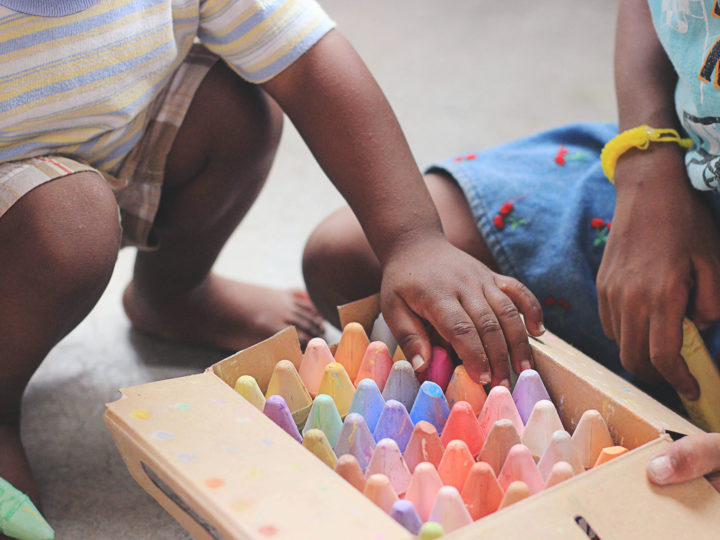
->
xmin=303 ymin=0 xmax=720 ymax=489
xmin=0 ymin=0 xmax=545 ymax=515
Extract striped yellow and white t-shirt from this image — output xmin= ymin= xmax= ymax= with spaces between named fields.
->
xmin=0 ymin=0 xmax=334 ymax=174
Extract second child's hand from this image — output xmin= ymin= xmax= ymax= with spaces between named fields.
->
xmin=379 ymin=236 xmax=545 ymax=387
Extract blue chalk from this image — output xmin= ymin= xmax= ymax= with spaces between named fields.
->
xmin=409 ymin=381 xmax=451 ymax=434
xmin=373 ymin=399 xmax=414 ymax=452
xmin=348 ymin=378 xmax=385 ymax=432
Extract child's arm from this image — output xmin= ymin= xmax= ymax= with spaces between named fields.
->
xmin=596 ymin=0 xmax=720 ymax=398
xmin=262 ymin=30 xmax=544 ymax=385
xmin=647 ymin=434 xmax=720 ymax=492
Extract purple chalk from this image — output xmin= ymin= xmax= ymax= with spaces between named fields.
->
xmin=348 ymin=379 xmax=385 ymax=432
xmin=334 ymin=413 xmax=376 ymax=470
xmin=382 ymin=360 xmax=419 ymax=411
xmin=263 ymin=395 xmax=302 ymax=442
xmin=390 ymin=500 xmax=423 ymax=534
xmin=512 ymin=369 xmax=551 ymax=424
xmin=373 ymin=399 xmax=414 ymax=452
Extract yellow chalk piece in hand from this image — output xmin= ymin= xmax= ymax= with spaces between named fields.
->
xmin=679 ymin=318 xmax=720 ymax=432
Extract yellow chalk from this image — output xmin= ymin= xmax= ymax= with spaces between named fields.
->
xmin=679 ymin=318 xmax=720 ymax=432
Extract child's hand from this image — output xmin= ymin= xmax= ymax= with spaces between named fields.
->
xmin=596 ymin=146 xmax=720 ymax=399
xmin=647 ymin=433 xmax=720 ymax=492
xmin=379 ymin=236 xmax=545 ymax=386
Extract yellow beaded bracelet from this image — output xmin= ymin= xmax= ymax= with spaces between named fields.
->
xmin=600 ymin=125 xmax=693 ymax=183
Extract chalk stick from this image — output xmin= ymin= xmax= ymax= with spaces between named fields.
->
xmin=537 ymin=430 xmax=584 ymax=480
xmin=334 ymin=412 xmax=376 ymax=470
xmin=0 ymin=476 xmax=54 ymax=540
xmin=498 ymin=481 xmax=531 ymax=509
xmin=366 ymin=438 xmax=412 ymax=495
xmin=477 ymin=418 xmax=521 ymax=476
xmin=521 ymin=400 xmax=564 ymax=461
xmin=317 ymin=362 xmax=355 ymax=417
xmin=382 ymin=360 xmax=419 ymax=411
xmin=263 ymin=395 xmax=302 ymax=443
xmin=403 ymin=421 xmax=445 ymax=473
xmin=364 ymin=474 xmax=399 ymax=514
xmin=373 ymin=399 xmax=414 ymax=453
xmin=417 ymin=522 xmax=445 ymax=540
xmin=335 ymin=322 xmax=370 ymax=381
xmin=347 ymin=378 xmax=385 ymax=433
xmin=418 ymin=346 xmax=454 ymax=392
xmin=497 ymin=443 xmax=544 ymax=494
xmin=571 ymin=409 xmax=614 ymax=469
xmin=462 ymin=461 xmax=504 ymax=520
xmin=544 ymin=461 xmax=575 ymax=489
xmin=409 ymin=381 xmax=451 ymax=434
xmin=389 ymin=500 xmax=423 ymax=535
xmin=265 ymin=359 xmax=313 ymax=427
xmin=302 ymin=394 xmax=343 ymax=447
xmin=335 ymin=454 xmax=366 ymax=492
xmin=299 ymin=337 xmax=335 ymax=397
xmin=405 ymin=462 xmax=443 ymax=523
xmin=355 ymin=341 xmax=393 ymax=391
xmin=437 ymin=440 xmax=475 ymax=492
xmin=679 ymin=318 xmax=720 ymax=432
xmin=478 ymin=385 xmax=524 ymax=440
xmin=428 ymin=485 xmax=473 ymax=533
xmin=593 ymin=445 xmax=629 ymax=467
xmin=392 ymin=345 xmax=407 ymax=363
xmin=233 ymin=375 xmax=266 ymax=411
xmin=445 ymin=365 xmax=487 ymax=415
xmin=302 ymin=428 xmax=337 ymax=469
xmin=440 ymin=400 xmax=484 ymax=456
xmin=370 ymin=312 xmax=398 ymax=357
xmin=512 ymin=369 xmax=551 ymax=424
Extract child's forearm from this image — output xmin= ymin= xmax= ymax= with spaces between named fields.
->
xmin=263 ymin=30 xmax=444 ymax=264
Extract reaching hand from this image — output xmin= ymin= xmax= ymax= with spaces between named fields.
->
xmin=379 ymin=236 xmax=545 ymax=386
xmin=647 ymin=433 xmax=720 ymax=492
xmin=596 ymin=146 xmax=720 ymax=399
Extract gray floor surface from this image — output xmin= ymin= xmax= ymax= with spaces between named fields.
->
xmin=21 ymin=1 xmax=618 ymax=538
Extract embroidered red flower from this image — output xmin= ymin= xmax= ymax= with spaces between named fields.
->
xmin=499 ymin=202 xmax=514 ymax=216
xmin=555 ymin=146 xmax=569 ymax=165
xmin=493 ymin=215 xmax=505 ymax=229
xmin=607 ymin=221 xmax=612 ymax=230
xmin=544 ymin=296 xmax=556 ymax=307
xmin=466 ymin=153 xmax=477 ymax=160
xmin=454 ymin=156 xmax=463 ymax=162
xmin=590 ymin=217 xmax=605 ymax=229
xmin=557 ymin=299 xmax=570 ymax=310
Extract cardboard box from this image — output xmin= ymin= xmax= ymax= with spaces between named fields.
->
xmin=105 ymin=296 xmax=720 ymax=539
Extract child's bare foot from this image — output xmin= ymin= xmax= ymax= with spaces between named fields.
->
xmin=123 ymin=274 xmax=326 ymax=351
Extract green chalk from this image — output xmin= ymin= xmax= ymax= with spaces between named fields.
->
xmin=0 ymin=477 xmax=54 ymax=540
xmin=417 ymin=521 xmax=445 ymax=539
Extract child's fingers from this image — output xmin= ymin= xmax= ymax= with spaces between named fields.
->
xmin=618 ymin=313 xmax=656 ymax=381
xmin=425 ymin=298 xmax=491 ymax=384
xmin=457 ymin=294 xmax=511 ymax=387
xmin=649 ymin=311 xmax=699 ymax=400
xmin=690 ymin=258 xmax=720 ymax=329
xmin=483 ymin=286 xmax=535 ymax=376
xmin=647 ymin=434 xmax=720 ymax=490
xmin=381 ymin=293 xmax=432 ymax=372
xmin=494 ymin=276 xmax=545 ymax=337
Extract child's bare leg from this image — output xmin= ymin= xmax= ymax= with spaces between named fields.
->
xmin=123 ymin=62 xmax=324 ymax=350
xmin=0 ymin=173 xmax=120 ymax=506
xmin=303 ymin=171 xmax=497 ymax=327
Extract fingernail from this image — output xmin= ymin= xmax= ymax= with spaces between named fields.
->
xmin=411 ymin=354 xmax=425 ymax=371
xmin=538 ymin=322 xmax=546 ymax=334
xmin=499 ymin=378 xmax=510 ymax=389
xmin=520 ymin=360 xmax=532 ymax=371
xmin=478 ymin=373 xmax=491 ymax=385
xmin=647 ymin=455 xmax=674 ymax=483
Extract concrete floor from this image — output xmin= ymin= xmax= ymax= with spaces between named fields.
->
xmin=21 ymin=1 xmax=618 ymax=538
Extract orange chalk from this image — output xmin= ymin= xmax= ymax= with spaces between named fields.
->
xmin=544 ymin=461 xmax=575 ymax=489
xmin=334 ymin=322 xmax=370 ymax=381
xmin=404 ymin=421 xmax=445 ymax=473
xmin=355 ymin=341 xmax=393 ymax=391
xmin=498 ymin=481 xmax=531 ymax=509
xmin=572 ymin=409 xmax=614 ymax=469
xmin=317 ymin=362 xmax=355 ymax=417
xmin=335 ymin=454 xmax=366 ymax=492
xmin=497 ymin=444 xmax=544 ymax=494
xmin=364 ymin=474 xmax=399 ymax=514
xmin=265 ymin=359 xmax=312 ymax=426
xmin=477 ymin=418 xmax=521 ymax=476
xmin=521 ymin=400 xmax=564 ymax=461
xmin=437 ymin=440 xmax=475 ymax=491
xmin=392 ymin=345 xmax=407 ymax=362
xmin=593 ymin=445 xmax=629 ymax=467
xmin=440 ymin=401 xmax=484 ymax=456
xmin=302 ymin=428 xmax=337 ymax=469
xmin=537 ymin=430 xmax=584 ymax=480
xmin=299 ymin=337 xmax=335 ymax=397
xmin=428 ymin=486 xmax=473 ymax=533
xmin=405 ymin=462 xmax=443 ymax=523
xmin=445 ymin=365 xmax=487 ymax=416
xmin=461 ymin=462 xmax=504 ymax=520
xmin=477 ymin=386 xmax=524 ymax=440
